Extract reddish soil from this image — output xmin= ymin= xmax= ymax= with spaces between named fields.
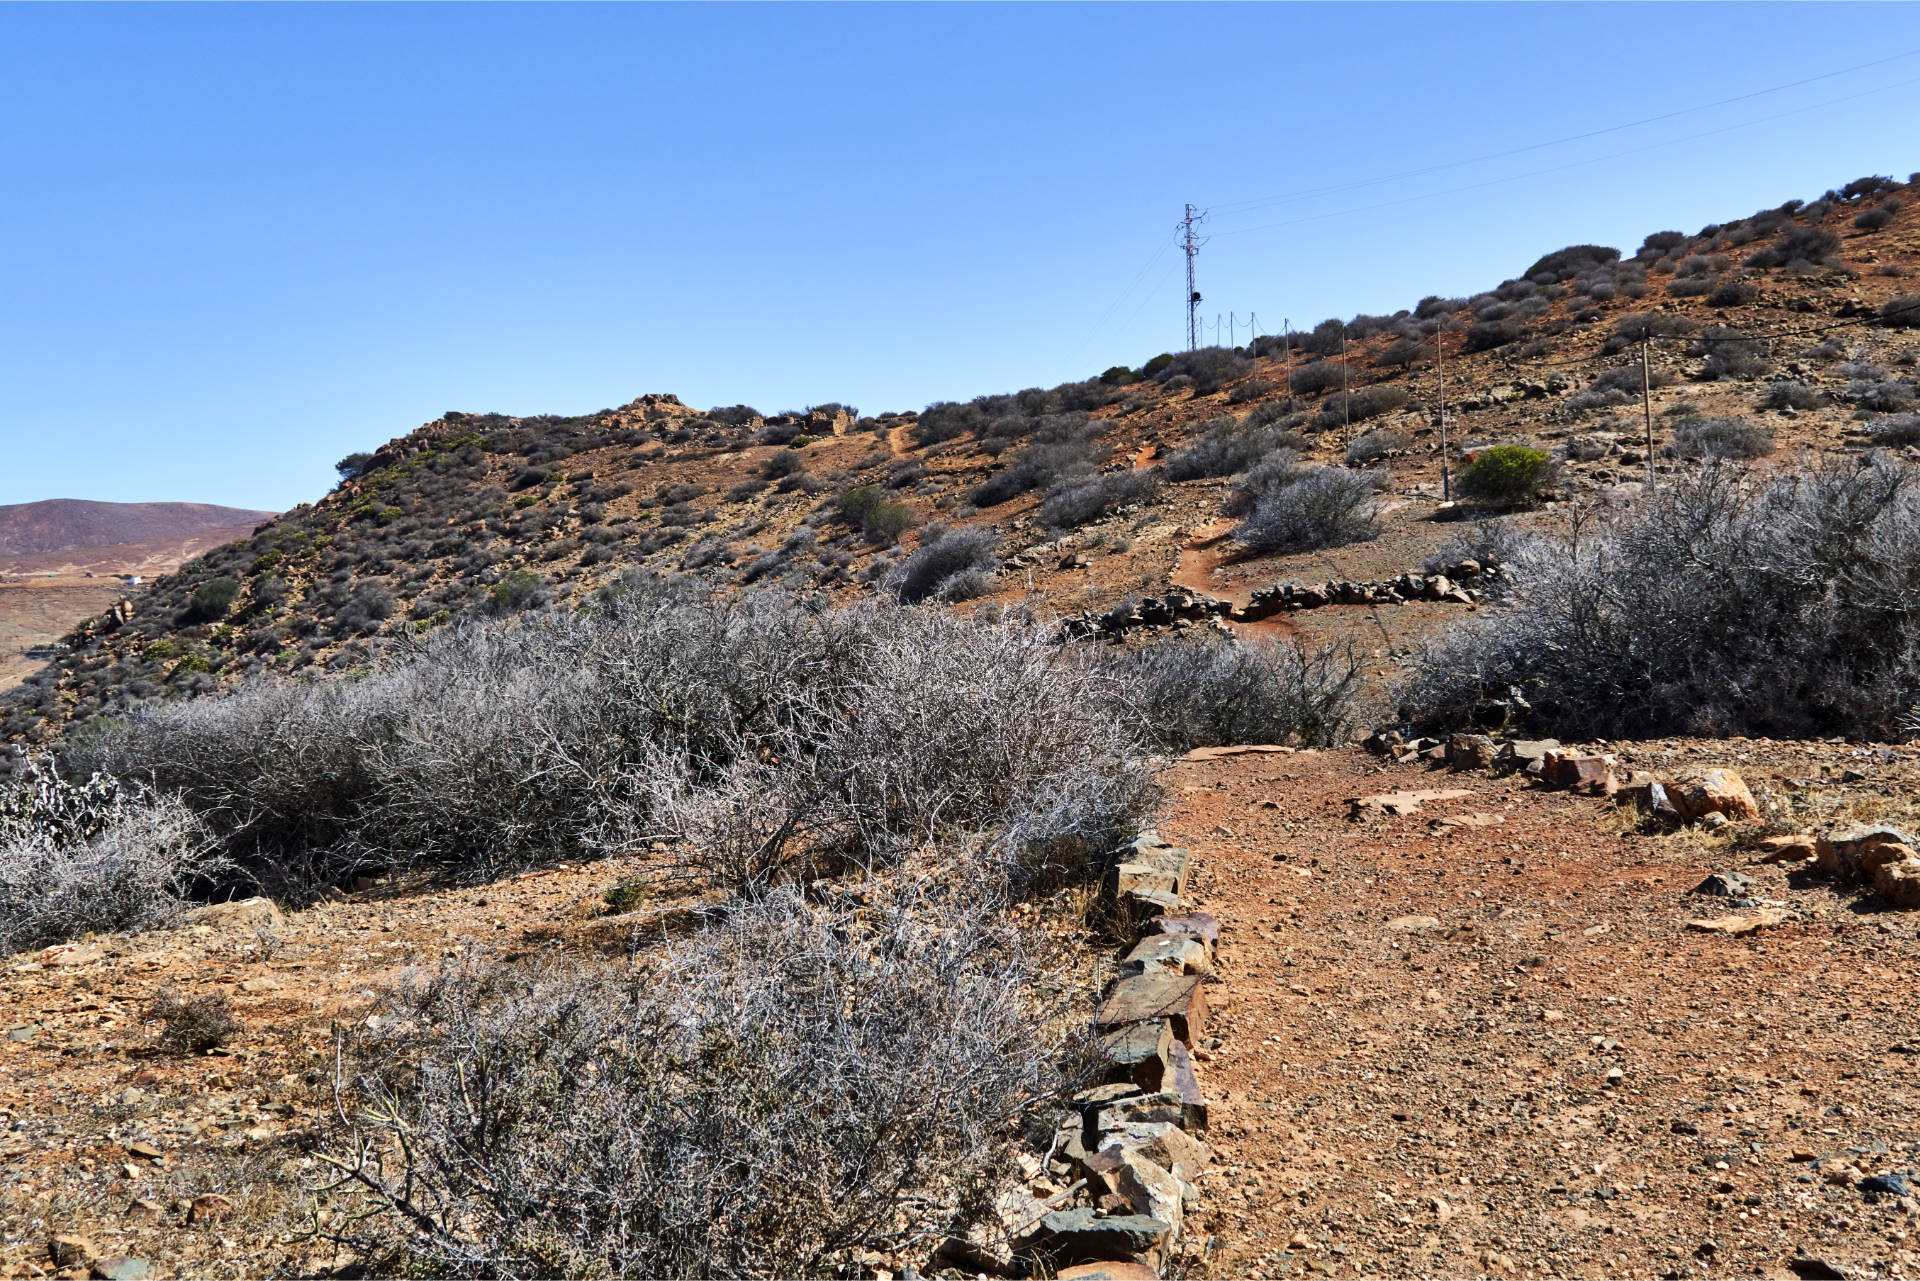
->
xmin=0 ymin=584 xmax=126 ymax=691
xmin=1165 ymin=742 xmax=1920 ymax=1281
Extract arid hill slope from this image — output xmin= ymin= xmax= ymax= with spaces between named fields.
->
xmin=0 ymin=500 xmax=274 ymax=571
xmin=7 ymin=171 xmax=1920 ymax=745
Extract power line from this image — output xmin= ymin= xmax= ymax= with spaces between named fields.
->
xmin=1209 ymin=73 xmax=1920 ymax=245
xmin=1205 ymin=48 xmax=1920 ymax=219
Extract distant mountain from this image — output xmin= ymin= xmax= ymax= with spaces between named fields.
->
xmin=0 ymin=500 xmax=276 ymax=564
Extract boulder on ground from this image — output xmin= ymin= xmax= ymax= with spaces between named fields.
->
xmin=1758 ymin=834 xmax=1824 ymax=863
xmin=1446 ymin=733 xmax=1498 ymax=772
xmin=1541 ymin=750 xmax=1617 ymax=797
xmin=1670 ymin=769 xmax=1759 ymax=822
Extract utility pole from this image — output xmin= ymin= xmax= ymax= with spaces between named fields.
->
xmin=1341 ymin=324 xmax=1351 ymax=442
xmin=1181 ymin=203 xmax=1207 ymax=351
xmin=1437 ymin=330 xmax=1451 ymax=502
xmin=1284 ymin=319 xmax=1295 ymax=413
xmin=1640 ymin=338 xmax=1656 ymax=484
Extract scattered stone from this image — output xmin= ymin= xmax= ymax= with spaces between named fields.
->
xmin=1385 ymin=915 xmax=1442 ymax=932
xmin=1446 ymin=733 xmax=1499 ymax=772
xmin=1816 ymin=825 xmax=1920 ymax=908
xmin=1687 ymin=907 xmax=1793 ymax=936
xmin=1498 ymin=739 xmax=1560 ymax=775
xmin=1788 ymin=1256 xmax=1852 ymax=1280
xmin=1347 ymin=788 xmax=1475 ymax=820
xmin=1430 ymin=812 xmax=1503 ymax=831
xmin=189 ymin=1193 xmax=236 ymax=1224
xmin=1861 ymin=1172 xmax=1913 ymax=1198
xmin=91 ymin=1260 xmax=150 ymax=1281
xmin=49 ymin=1237 xmax=97 ymax=1269
xmin=1758 ymin=834 xmax=1824 ymax=864
xmin=1691 ymin=871 xmax=1756 ymax=899
xmin=1671 ymin=769 xmax=1760 ymax=822
xmin=180 ymin=897 xmax=285 ymax=932
xmin=1542 ymin=750 xmax=1618 ymax=797
xmin=1181 ymin=744 xmax=1295 ymax=760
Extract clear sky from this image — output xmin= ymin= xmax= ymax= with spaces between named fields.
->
xmin=3 ymin=3 xmax=1918 ymax=511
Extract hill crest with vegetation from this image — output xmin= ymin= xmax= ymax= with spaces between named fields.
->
xmin=7 ymin=170 xmax=1920 ymax=746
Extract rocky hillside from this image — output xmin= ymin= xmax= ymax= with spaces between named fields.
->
xmin=8 ymin=170 xmax=1920 ymax=746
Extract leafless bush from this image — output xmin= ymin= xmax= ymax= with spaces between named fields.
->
xmin=1868 ymin=414 xmax=1920 ymax=446
xmin=321 ymin=889 xmax=1062 ymax=1279
xmin=888 ymin=526 xmax=1000 ymax=604
xmin=1232 ymin=466 xmax=1379 ymax=555
xmin=145 ymin=986 xmax=239 ymax=1055
xmin=646 ymin=609 xmax=1154 ymax=893
xmin=1037 ymin=469 xmax=1160 ymax=527
xmin=1345 ymin=427 xmax=1409 ymax=465
xmin=77 ymin=589 xmax=1161 ymax=900
xmin=72 ymin=591 xmax=863 ymax=893
xmin=1401 ymin=455 xmax=1920 ymax=739
xmin=0 ymin=792 xmax=214 ymax=953
xmin=1162 ymin=417 xmax=1294 ymax=480
xmin=1673 ymin=416 xmax=1774 ymax=459
xmin=1760 ymin=380 xmax=1826 ymax=411
xmin=1114 ymin=636 xmax=1361 ymax=752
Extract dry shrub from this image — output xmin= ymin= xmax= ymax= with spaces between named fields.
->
xmin=1115 ymin=636 xmax=1362 ymax=752
xmin=1402 ymin=455 xmax=1920 ymax=739
xmin=0 ymin=761 xmax=216 ymax=953
xmin=320 ymin=888 xmax=1063 ymax=1279
xmin=145 ymin=986 xmax=239 ymax=1054
xmin=1672 ymin=416 xmax=1775 ymax=460
xmin=1232 ymin=466 xmax=1379 ymax=554
xmin=75 ymin=591 xmax=1156 ymax=900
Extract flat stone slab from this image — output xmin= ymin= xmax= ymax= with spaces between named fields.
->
xmin=1347 ymin=788 xmax=1475 ymax=820
xmin=1095 ymin=973 xmax=1207 ymax=1048
xmin=1687 ymin=907 xmax=1793 ymax=936
xmin=1182 ymin=744 xmax=1296 ymax=760
xmin=1096 ymin=1020 xmax=1173 ymax=1090
xmin=1146 ymin=912 xmax=1220 ymax=956
xmin=1019 ymin=1208 xmax=1172 ymax=1269
xmin=1120 ymin=932 xmax=1209 ymax=976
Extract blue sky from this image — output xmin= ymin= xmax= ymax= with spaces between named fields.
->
xmin=3 ymin=3 xmax=1917 ymax=511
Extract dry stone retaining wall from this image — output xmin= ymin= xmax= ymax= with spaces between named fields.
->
xmin=1010 ymin=831 xmax=1219 ymax=1279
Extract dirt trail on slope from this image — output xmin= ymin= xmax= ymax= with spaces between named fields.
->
xmin=1163 ymin=744 xmax=1920 ymax=1281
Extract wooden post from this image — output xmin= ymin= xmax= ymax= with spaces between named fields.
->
xmin=1641 ymin=338 xmax=1655 ymax=484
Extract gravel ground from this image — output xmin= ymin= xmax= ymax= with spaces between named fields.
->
xmin=1167 ymin=741 xmax=1920 ymax=1281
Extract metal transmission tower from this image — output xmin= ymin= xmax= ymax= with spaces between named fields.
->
xmin=1180 ymin=203 xmax=1208 ymax=350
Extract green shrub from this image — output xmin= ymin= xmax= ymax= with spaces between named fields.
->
xmin=837 ymin=485 xmax=915 ymax=542
xmin=248 ymin=550 xmax=283 ymax=576
xmin=141 ymin=639 xmax=179 ymax=662
xmin=487 ymin=571 xmax=544 ymax=614
xmin=184 ymin=578 xmax=241 ymax=623
xmin=1457 ymin=445 xmax=1557 ymax=506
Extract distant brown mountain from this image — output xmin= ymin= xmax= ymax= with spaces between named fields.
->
xmin=0 ymin=499 xmax=276 ymax=564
